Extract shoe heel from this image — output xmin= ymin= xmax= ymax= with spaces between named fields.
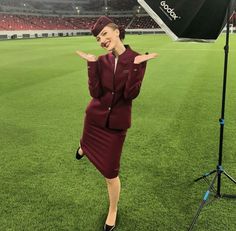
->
xmin=104 ymin=224 xmax=115 ymax=231
xmin=75 ymin=147 xmax=84 ymax=160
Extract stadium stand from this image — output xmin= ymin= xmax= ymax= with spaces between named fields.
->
xmin=0 ymin=13 xmax=160 ymax=31
xmin=108 ymin=0 xmax=137 ymax=10
xmin=129 ymin=16 xmax=159 ymax=29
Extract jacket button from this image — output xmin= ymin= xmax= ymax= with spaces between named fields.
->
xmin=112 ymin=92 xmax=114 ymax=95
xmin=108 ymin=107 xmax=111 ymax=111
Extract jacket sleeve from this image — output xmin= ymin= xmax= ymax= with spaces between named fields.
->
xmin=87 ymin=61 xmax=103 ymax=98
xmin=123 ymin=61 xmax=147 ymax=100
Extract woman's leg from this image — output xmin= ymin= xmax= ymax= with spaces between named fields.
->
xmin=105 ymin=176 xmax=120 ymax=225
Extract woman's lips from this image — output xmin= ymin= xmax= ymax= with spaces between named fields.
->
xmin=102 ymin=41 xmax=110 ymax=48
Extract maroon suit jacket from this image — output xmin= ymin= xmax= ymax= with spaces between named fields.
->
xmin=85 ymin=45 xmax=147 ymax=130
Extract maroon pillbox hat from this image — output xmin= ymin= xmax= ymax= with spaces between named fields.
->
xmin=91 ymin=16 xmax=114 ymax=36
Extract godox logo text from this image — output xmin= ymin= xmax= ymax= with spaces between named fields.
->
xmin=160 ymin=1 xmax=180 ymax=20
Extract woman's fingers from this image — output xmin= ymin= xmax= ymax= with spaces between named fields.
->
xmin=148 ymin=53 xmax=159 ymax=59
xmin=76 ymin=50 xmax=97 ymax=62
xmin=76 ymin=51 xmax=86 ymax=58
xmin=134 ymin=53 xmax=159 ymax=64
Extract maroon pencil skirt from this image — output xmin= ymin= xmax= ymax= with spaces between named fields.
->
xmin=80 ymin=116 xmax=127 ymax=179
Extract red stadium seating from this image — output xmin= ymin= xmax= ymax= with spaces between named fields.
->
xmin=0 ymin=14 xmax=161 ymax=31
xmin=3 ymin=13 xmax=235 ymax=31
xmin=129 ymin=16 xmax=159 ymax=29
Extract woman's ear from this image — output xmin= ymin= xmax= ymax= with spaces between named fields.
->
xmin=115 ymin=28 xmax=120 ymax=38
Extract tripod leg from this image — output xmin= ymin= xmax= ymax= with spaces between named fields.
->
xmin=188 ymin=196 xmax=207 ymax=231
xmin=194 ymin=170 xmax=216 ymax=182
xmin=220 ymin=170 xmax=236 ymax=198
xmin=222 ymin=170 xmax=236 ymax=184
xmin=204 ymin=177 xmax=217 ymax=193
xmin=188 ymin=173 xmax=218 ymax=231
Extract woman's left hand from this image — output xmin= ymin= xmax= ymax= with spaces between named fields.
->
xmin=76 ymin=50 xmax=97 ymax=62
xmin=134 ymin=53 xmax=158 ymax=64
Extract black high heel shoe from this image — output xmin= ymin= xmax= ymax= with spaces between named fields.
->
xmin=75 ymin=147 xmax=84 ymax=160
xmin=104 ymin=208 xmax=118 ymax=231
xmin=103 ymin=224 xmax=115 ymax=231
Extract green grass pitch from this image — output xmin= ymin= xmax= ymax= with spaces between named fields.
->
xmin=0 ymin=34 xmax=236 ymax=231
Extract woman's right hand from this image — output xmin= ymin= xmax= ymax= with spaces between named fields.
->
xmin=76 ymin=50 xmax=97 ymax=62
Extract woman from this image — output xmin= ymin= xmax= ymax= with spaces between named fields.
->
xmin=76 ymin=16 xmax=157 ymax=231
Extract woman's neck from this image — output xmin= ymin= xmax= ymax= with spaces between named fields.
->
xmin=112 ymin=41 xmax=126 ymax=57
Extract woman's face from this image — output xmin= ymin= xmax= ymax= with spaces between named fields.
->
xmin=96 ymin=25 xmax=120 ymax=51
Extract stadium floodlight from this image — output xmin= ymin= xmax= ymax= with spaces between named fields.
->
xmin=137 ymin=0 xmax=235 ymax=42
xmin=137 ymin=0 xmax=236 ymax=230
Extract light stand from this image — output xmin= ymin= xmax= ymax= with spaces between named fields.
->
xmin=188 ymin=2 xmax=236 ymax=231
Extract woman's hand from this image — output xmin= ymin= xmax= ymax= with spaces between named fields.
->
xmin=76 ymin=50 xmax=97 ymax=62
xmin=134 ymin=53 xmax=158 ymax=64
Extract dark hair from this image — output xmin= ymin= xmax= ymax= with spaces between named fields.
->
xmin=107 ymin=23 xmax=126 ymax=40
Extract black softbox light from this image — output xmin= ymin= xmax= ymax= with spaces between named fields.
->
xmin=137 ymin=0 xmax=236 ymax=42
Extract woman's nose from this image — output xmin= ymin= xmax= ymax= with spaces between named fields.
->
xmin=100 ymin=38 xmax=106 ymax=47
xmin=100 ymin=36 xmax=105 ymax=43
